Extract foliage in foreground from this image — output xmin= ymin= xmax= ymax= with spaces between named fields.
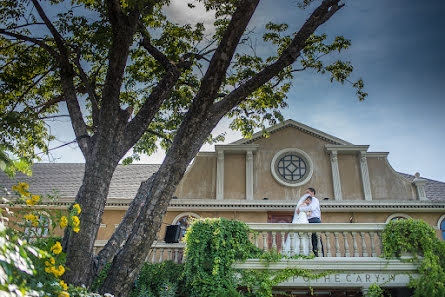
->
xmin=382 ymin=219 xmax=445 ymax=297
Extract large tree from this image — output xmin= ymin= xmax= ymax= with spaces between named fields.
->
xmin=0 ymin=0 xmax=366 ymax=295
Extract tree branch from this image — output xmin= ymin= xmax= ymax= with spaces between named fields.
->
xmin=0 ymin=28 xmax=58 ymax=58
xmin=139 ymin=24 xmax=173 ymax=69
xmin=211 ymin=0 xmax=343 ymax=117
xmin=193 ymin=0 xmax=260 ymax=105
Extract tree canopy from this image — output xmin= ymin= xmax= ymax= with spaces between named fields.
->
xmin=0 ymin=0 xmax=366 ymax=296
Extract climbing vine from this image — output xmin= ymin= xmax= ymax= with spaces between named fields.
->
xmin=382 ymin=219 xmax=445 ymax=297
xmin=183 ymin=218 xmax=331 ymax=297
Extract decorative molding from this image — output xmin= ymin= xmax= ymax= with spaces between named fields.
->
xmin=100 ymin=224 xmax=107 ymax=228
xmin=385 ymin=213 xmax=412 ymax=223
xmin=172 ymin=212 xmax=201 ymax=225
xmin=436 ymin=214 xmax=445 ymax=231
xmin=413 ymin=177 xmax=428 ymax=201
xmin=246 ymin=151 xmax=254 ymax=200
xmin=7 ymin=199 xmax=443 ymax=212
xmin=216 ymin=150 xmax=224 ymax=200
xmin=325 ymin=144 xmax=370 ymax=153
xmin=231 ymin=119 xmax=352 ymax=146
xmin=359 ymin=151 xmax=373 ymax=201
xmin=329 ymin=150 xmax=342 ymax=201
xmin=215 ymin=144 xmax=258 ymax=153
xmin=270 ymin=148 xmax=314 ymax=187
xmin=366 ymin=152 xmax=389 ymax=158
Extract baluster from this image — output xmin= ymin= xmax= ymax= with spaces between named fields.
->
xmin=370 ymin=232 xmax=376 ymax=257
xmin=360 ymin=232 xmax=368 ymax=257
xmin=262 ymin=232 xmax=268 ymax=251
xmin=151 ymin=248 xmax=156 ymax=263
xmin=334 ymin=232 xmax=341 ymax=257
xmin=377 ymin=232 xmax=383 ymax=256
xmin=317 ymin=233 xmax=323 ymax=257
xmin=289 ymin=232 xmax=295 ymax=256
xmin=272 ymin=232 xmax=277 ymax=251
xmin=352 ymin=232 xmax=359 ymax=257
xmin=324 ymin=232 xmax=332 ymax=257
xmin=167 ymin=249 xmax=172 ymax=261
xmin=306 ymin=232 xmax=312 ymax=256
xmin=174 ymin=248 xmax=179 ymax=263
xmin=159 ymin=248 xmax=164 ymax=262
xmin=254 ymin=233 xmax=259 ymax=248
xmin=342 ymin=232 xmax=350 ymax=257
xmin=280 ymin=232 xmax=286 ymax=253
xmin=298 ymin=232 xmax=304 ymax=255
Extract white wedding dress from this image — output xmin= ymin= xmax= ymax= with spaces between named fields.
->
xmin=282 ymin=194 xmax=310 ymax=256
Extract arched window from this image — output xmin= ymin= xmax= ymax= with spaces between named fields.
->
xmin=172 ymin=212 xmax=200 ymax=240
xmin=437 ymin=215 xmax=445 ymax=240
xmin=385 ymin=213 xmax=412 ymax=223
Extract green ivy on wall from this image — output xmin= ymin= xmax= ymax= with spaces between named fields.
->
xmin=183 ymin=217 xmax=329 ymax=297
xmin=382 ymin=219 xmax=445 ymax=297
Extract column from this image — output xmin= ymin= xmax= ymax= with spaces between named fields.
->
xmin=246 ymin=150 xmax=254 ymax=200
xmin=359 ymin=151 xmax=373 ymax=201
xmin=413 ymin=176 xmax=427 ymax=201
xmin=330 ymin=151 xmax=342 ymax=201
xmin=216 ymin=150 xmax=224 ymax=200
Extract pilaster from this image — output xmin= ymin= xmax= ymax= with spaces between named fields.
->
xmin=216 ymin=150 xmax=224 ymax=200
xmin=359 ymin=151 xmax=373 ymax=201
xmin=246 ymin=151 xmax=254 ymax=200
xmin=329 ymin=151 xmax=343 ymax=201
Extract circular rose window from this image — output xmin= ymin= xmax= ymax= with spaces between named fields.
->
xmin=271 ymin=148 xmax=313 ymax=187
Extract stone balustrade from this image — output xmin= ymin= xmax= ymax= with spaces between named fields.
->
xmin=247 ymin=223 xmax=386 ymax=257
xmin=146 ymin=241 xmax=185 ymax=263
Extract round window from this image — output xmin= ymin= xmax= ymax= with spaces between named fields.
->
xmin=271 ymin=148 xmax=313 ymax=187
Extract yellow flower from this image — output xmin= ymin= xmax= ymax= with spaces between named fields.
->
xmin=71 ymin=216 xmax=80 ymax=227
xmin=44 ymin=266 xmax=52 ymax=273
xmin=24 ymin=214 xmax=36 ymax=221
xmin=60 ymin=216 xmax=68 ymax=228
xmin=31 ymin=195 xmax=40 ymax=203
xmin=51 ymin=242 xmax=63 ymax=255
xmin=32 ymin=220 xmax=39 ymax=227
xmin=19 ymin=187 xmax=30 ymax=197
xmin=54 ymin=265 xmax=65 ymax=277
xmin=19 ymin=182 xmax=29 ymax=190
xmin=50 ymin=257 xmax=55 ymax=265
xmin=26 ymin=199 xmax=35 ymax=206
xmin=73 ymin=227 xmax=80 ymax=233
xmin=59 ymin=280 xmax=68 ymax=290
xmin=73 ymin=204 xmax=81 ymax=215
xmin=11 ymin=185 xmax=18 ymax=191
xmin=58 ymin=291 xmax=69 ymax=297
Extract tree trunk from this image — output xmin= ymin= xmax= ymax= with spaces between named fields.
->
xmin=100 ymin=115 xmax=219 ymax=296
xmin=62 ymin=154 xmax=119 ymax=286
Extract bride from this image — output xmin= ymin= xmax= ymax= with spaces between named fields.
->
xmin=282 ymin=193 xmax=312 ymax=256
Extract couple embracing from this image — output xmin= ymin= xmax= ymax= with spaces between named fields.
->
xmin=283 ymin=187 xmax=323 ymax=257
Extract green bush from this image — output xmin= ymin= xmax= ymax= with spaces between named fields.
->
xmin=131 ymin=261 xmax=190 ymax=297
xmin=382 ymin=219 xmax=445 ymax=297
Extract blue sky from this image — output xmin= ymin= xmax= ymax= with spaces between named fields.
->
xmin=42 ymin=0 xmax=445 ymax=182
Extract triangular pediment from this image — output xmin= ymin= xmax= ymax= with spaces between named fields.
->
xmin=230 ymin=119 xmax=352 ymax=146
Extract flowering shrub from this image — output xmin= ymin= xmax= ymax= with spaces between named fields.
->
xmin=1 ymin=182 xmax=113 ymax=297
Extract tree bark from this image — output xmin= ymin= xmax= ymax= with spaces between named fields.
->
xmin=62 ymin=151 xmax=120 ymax=286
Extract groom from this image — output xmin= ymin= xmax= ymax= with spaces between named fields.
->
xmin=297 ymin=187 xmax=323 ymax=256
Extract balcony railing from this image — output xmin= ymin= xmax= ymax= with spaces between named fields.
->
xmin=248 ymin=223 xmax=386 ymax=257
xmin=141 ymin=223 xmax=387 ymax=264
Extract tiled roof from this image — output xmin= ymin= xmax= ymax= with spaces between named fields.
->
xmin=398 ymin=173 xmax=445 ymax=202
xmin=0 ymin=163 xmax=159 ymax=199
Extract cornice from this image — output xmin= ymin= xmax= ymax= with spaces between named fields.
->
xmin=231 ymin=119 xmax=352 ymax=146
xmin=5 ymin=198 xmax=443 ymax=212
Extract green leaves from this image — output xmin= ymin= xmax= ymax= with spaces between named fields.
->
xmin=382 ymin=219 xmax=445 ymax=297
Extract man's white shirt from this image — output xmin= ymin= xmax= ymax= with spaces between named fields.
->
xmin=298 ymin=194 xmax=321 ymax=220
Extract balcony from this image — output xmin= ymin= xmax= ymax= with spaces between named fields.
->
xmin=96 ymin=223 xmax=421 ymax=293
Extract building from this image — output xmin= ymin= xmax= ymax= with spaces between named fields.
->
xmin=1 ymin=119 xmax=444 ymax=296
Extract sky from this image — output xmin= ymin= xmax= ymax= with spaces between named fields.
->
xmin=42 ymin=0 xmax=445 ymax=182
